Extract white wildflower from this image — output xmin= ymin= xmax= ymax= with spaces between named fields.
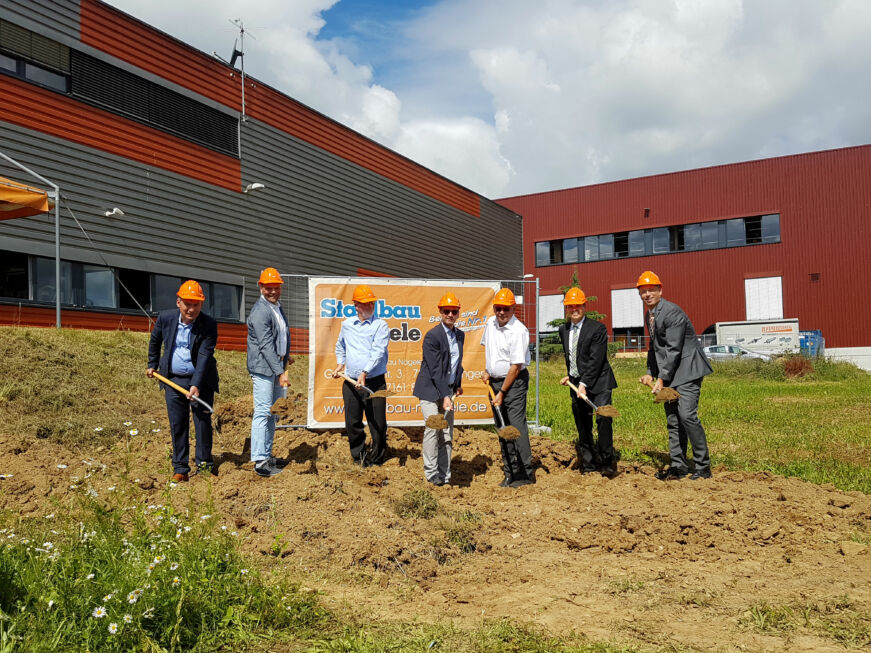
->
xmin=172 ymin=576 xmax=180 ymax=586
xmin=129 ymin=429 xmax=138 ymax=436
xmin=108 ymin=622 xmax=118 ymax=634
xmin=86 ymin=573 xmax=95 ymax=580
xmin=92 ymin=606 xmax=107 ymax=618
xmin=123 ymin=614 xmax=132 ymax=623
xmin=94 ymin=427 xmax=103 ymax=432
xmin=170 ymin=562 xmax=179 ymax=571
xmin=57 ymin=464 xmax=67 ymax=469
xmin=123 ymin=421 xmax=132 ymax=426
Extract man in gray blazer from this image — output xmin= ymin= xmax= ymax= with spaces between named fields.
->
xmin=637 ymin=271 xmax=713 ymax=481
xmin=247 ymin=267 xmax=292 ymax=477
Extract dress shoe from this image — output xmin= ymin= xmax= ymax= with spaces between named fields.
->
xmin=690 ymin=468 xmax=712 ymax=480
xmin=509 ymin=478 xmax=535 ymax=488
xmin=171 ymin=472 xmax=189 ymax=482
xmin=427 ymin=478 xmax=445 ymax=487
xmin=193 ymin=461 xmax=215 ymax=477
xmin=499 ymin=477 xmax=512 ymax=487
xmin=581 ymin=467 xmax=597 ymax=475
xmin=600 ymin=465 xmax=617 ymax=478
xmin=655 ymin=467 xmax=688 ymax=481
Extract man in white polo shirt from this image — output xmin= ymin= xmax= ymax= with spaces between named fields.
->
xmin=481 ymin=287 xmax=535 ymax=488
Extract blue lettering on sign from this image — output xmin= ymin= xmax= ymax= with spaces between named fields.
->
xmin=320 ymin=297 xmax=422 ymax=320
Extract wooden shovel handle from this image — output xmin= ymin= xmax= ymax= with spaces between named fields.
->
xmin=151 ymin=371 xmax=214 ymax=413
xmin=566 ymin=380 xmax=600 ymax=412
xmin=481 ymin=379 xmax=505 ymax=428
xmin=342 ymin=372 xmax=374 ymax=395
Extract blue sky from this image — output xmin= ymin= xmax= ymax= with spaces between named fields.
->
xmin=106 ymin=0 xmax=871 ymax=199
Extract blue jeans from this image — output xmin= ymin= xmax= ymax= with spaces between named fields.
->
xmin=250 ymin=373 xmax=286 ymax=462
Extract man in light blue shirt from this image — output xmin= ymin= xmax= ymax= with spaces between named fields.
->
xmin=332 ymin=284 xmax=390 ymax=466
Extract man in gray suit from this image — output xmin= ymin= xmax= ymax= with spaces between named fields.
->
xmin=247 ymin=267 xmax=292 ymax=477
xmin=637 ymin=271 xmax=713 ymax=481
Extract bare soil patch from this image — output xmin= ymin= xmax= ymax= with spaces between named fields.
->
xmin=2 ymin=400 xmax=870 ymax=651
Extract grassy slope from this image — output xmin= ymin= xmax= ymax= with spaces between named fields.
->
xmin=2 ymin=327 xmax=870 ymax=492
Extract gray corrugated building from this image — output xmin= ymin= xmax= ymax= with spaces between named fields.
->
xmin=0 ymin=0 xmax=522 ymax=349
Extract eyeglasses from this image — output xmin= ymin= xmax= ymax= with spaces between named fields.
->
xmin=493 ymin=306 xmax=512 ymax=313
xmin=441 ymin=309 xmax=459 ymax=316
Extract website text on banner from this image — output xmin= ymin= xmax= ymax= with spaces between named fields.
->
xmin=308 ymin=278 xmax=500 ymax=427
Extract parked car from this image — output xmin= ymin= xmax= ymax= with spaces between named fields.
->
xmin=703 ymin=344 xmax=771 ymax=362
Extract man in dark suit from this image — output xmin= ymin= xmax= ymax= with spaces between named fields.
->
xmin=412 ymin=292 xmax=465 ymax=486
xmin=147 ymin=280 xmax=219 ymax=482
xmin=558 ymin=287 xmax=618 ymax=477
xmin=636 ymin=271 xmax=713 ymax=481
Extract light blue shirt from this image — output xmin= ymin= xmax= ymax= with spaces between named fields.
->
xmin=171 ymin=318 xmax=195 ymax=376
xmin=335 ymin=316 xmax=390 ymax=378
xmin=442 ymin=323 xmax=459 ymax=385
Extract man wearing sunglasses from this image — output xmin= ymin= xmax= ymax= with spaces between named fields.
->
xmin=412 ymin=292 xmax=465 ymax=486
xmin=481 ymin=287 xmax=535 ymax=488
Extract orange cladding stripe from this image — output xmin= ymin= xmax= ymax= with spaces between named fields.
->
xmin=79 ymin=0 xmax=241 ymax=111
xmin=0 ymin=76 xmax=240 ymax=191
xmin=0 ymin=306 xmax=250 ymax=351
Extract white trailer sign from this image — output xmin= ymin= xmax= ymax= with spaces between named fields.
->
xmin=715 ymin=319 xmax=799 ymax=355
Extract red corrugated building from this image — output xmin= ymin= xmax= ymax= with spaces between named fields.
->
xmin=498 ymin=145 xmax=871 ymax=367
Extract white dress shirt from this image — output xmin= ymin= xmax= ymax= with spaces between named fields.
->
xmin=480 ymin=315 xmax=530 ymax=377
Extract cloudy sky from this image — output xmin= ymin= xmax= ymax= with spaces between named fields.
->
xmin=106 ymin=0 xmax=871 ymax=199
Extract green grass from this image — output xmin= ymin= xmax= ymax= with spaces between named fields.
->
xmin=741 ymin=596 xmax=871 ymax=647
xmin=0 ymin=487 xmax=327 ymax=651
xmin=531 ymin=355 xmax=871 ymax=493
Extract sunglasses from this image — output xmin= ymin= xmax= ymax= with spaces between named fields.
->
xmin=441 ymin=308 xmax=459 ymax=316
xmin=493 ymin=306 xmax=512 ymax=312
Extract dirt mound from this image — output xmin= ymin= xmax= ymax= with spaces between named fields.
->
xmin=1 ymin=418 xmax=870 ymax=651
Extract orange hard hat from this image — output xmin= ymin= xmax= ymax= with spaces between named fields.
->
xmin=563 ymin=287 xmax=587 ymax=305
xmin=258 ymin=267 xmax=283 ymax=284
xmin=493 ymin=288 xmax=516 ymax=306
xmin=438 ymin=292 xmax=461 ymax=309
xmin=636 ymin=270 xmax=662 ymax=287
xmin=177 ymin=280 xmax=205 ymax=302
xmin=352 ymin=284 xmax=377 ymax=303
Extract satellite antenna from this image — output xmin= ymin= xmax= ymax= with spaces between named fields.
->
xmin=213 ymin=19 xmax=255 ymax=122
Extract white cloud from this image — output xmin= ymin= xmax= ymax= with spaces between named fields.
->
xmin=105 ymin=0 xmax=871 ymax=198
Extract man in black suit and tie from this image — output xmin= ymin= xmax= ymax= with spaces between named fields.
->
xmin=412 ymin=292 xmax=465 ymax=486
xmin=636 ymin=271 xmax=713 ymax=481
xmin=147 ymin=280 xmax=219 ymax=482
xmin=558 ymin=287 xmax=618 ymax=477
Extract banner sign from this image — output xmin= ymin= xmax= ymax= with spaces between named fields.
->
xmin=307 ymin=277 xmax=500 ymax=427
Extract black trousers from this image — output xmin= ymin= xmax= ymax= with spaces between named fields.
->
xmin=342 ymin=374 xmax=388 ymax=462
xmin=489 ymin=370 xmax=534 ymax=482
xmin=569 ymin=381 xmax=614 ymax=470
xmin=164 ymin=375 xmax=214 ymax=474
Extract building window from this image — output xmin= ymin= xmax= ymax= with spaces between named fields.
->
xmin=118 ymin=269 xmax=152 ymax=311
xmin=583 ymin=235 xmax=598 ymax=261
xmin=0 ymin=251 xmax=28 ymax=299
xmin=152 ymin=275 xmax=183 ymax=312
xmin=83 ymin=264 xmax=115 ymax=308
xmin=684 ymin=223 xmax=701 ymax=251
xmin=24 ymin=61 xmax=68 ymax=92
xmin=32 ymin=257 xmax=74 ymax=304
xmin=669 ymin=225 xmax=685 ymax=252
xmin=533 ymin=212 xmax=781 ymax=267
xmin=562 ymin=237 xmax=579 ymax=264
xmin=207 ymin=282 xmax=241 ymax=321
xmin=651 ymin=228 xmax=669 ymax=254
xmin=629 ymin=230 xmax=645 ymax=257
xmin=700 ymin=221 xmax=719 ymax=249
xmin=614 ymin=232 xmax=629 ymax=258
xmin=598 ymin=233 xmax=614 ymax=260
xmin=0 ymin=52 xmax=16 ymax=72
xmin=535 ymin=241 xmax=549 ymax=267
xmin=726 ymin=218 xmax=746 ymax=246
xmin=761 ymin=214 xmax=780 ymax=243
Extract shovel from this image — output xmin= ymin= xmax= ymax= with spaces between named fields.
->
xmin=340 ymin=372 xmax=396 ymax=400
xmin=482 ymin=380 xmax=521 ymax=440
xmin=564 ymin=381 xmax=620 ymax=417
xmin=151 ymin=371 xmax=214 ymax=413
xmin=642 ymin=379 xmax=680 ymax=403
xmin=425 ymin=393 xmax=456 ymax=430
